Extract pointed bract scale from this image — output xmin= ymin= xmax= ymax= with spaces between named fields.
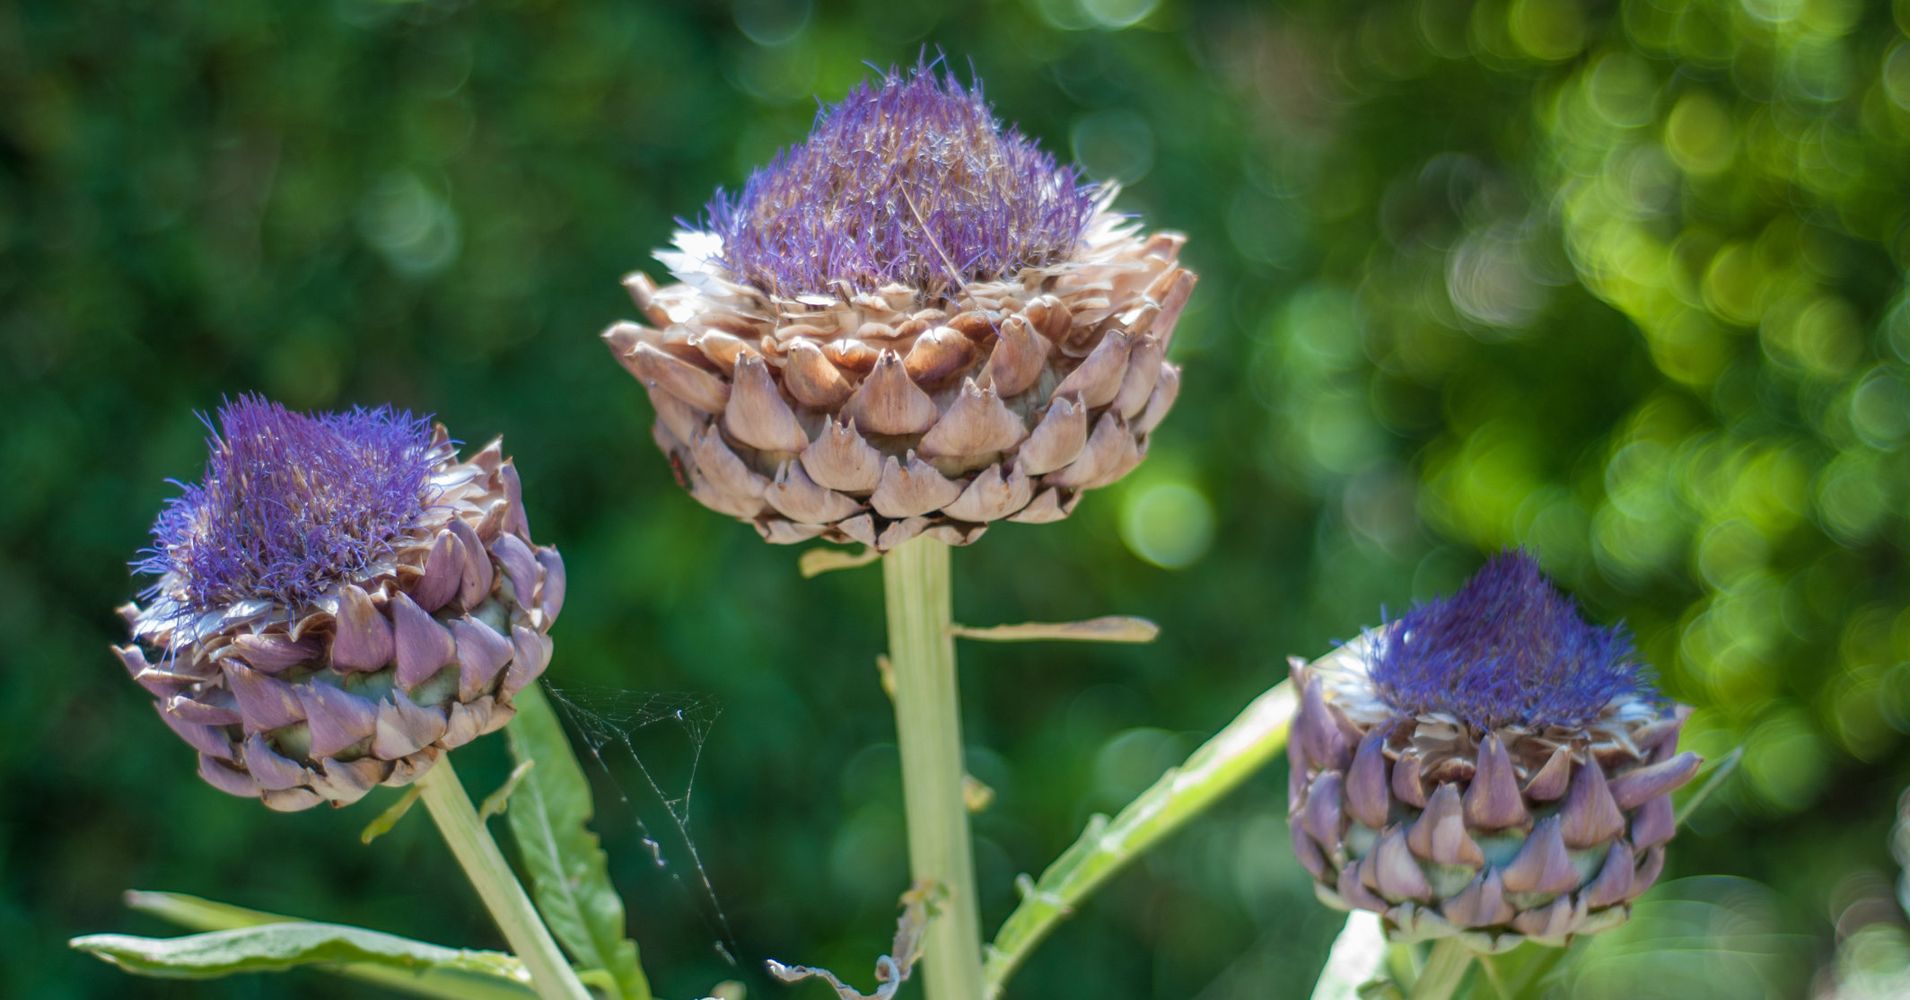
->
xmin=1134 ymin=364 xmax=1181 ymax=435
xmin=227 ymin=634 xmax=320 ymax=674
xmin=412 ymin=532 xmax=463 ymax=613
xmin=1043 ymin=412 xmax=1130 ymax=490
xmin=505 ymin=625 xmax=553 ymax=694
xmin=1007 ymin=487 xmax=1076 ymax=524
xmin=1524 ymin=748 xmax=1573 ymax=802
xmin=1609 ymin=752 xmax=1703 ymax=811
xmin=1290 ymin=821 xmax=1329 ymax=880
xmin=942 ymin=463 xmax=1034 ymax=523
xmin=847 ymin=350 xmax=938 ymax=436
xmin=1408 ymin=783 xmax=1485 ymax=868
xmin=163 ymin=692 xmax=241 ymax=727
xmin=373 ymin=688 xmax=449 ymax=760
xmin=1628 ymin=846 xmax=1666 ymax=901
xmin=447 ymin=519 xmax=495 ymax=610
xmin=983 ymin=314 xmax=1049 ymax=397
xmin=725 ymin=354 xmax=810 ymax=453
xmin=870 ymin=453 xmax=964 ymax=519
xmin=1336 ymin=859 xmax=1387 ymax=912
xmin=1345 ymin=731 xmax=1392 ymax=829
xmin=1558 ymin=758 xmax=1627 ymax=849
xmin=903 ymin=327 xmax=975 ymax=384
xmin=1301 ymin=770 xmax=1344 ymax=846
xmin=490 ymin=533 xmax=541 ymax=612
xmin=449 ymin=616 xmax=514 ymax=701
xmin=243 ymin=732 xmax=311 ymax=791
xmin=784 ymin=340 xmax=855 ymax=409
xmin=1373 ymin=828 xmax=1434 ymax=903
xmin=198 ymin=754 xmax=259 ymax=798
xmin=625 ymin=339 xmax=732 ymax=413
xmin=1630 ymin=793 xmax=1675 ymax=851
xmin=315 ymin=757 xmax=387 ymax=806
xmin=690 ymin=328 xmax=759 ymax=374
xmin=1391 ymin=753 xmax=1428 ymax=808
xmin=690 ymin=425 xmax=769 ymax=499
xmin=1464 ymin=735 xmax=1529 ymax=831
xmin=497 ymin=462 xmax=532 ymax=541
xmin=157 ymin=703 xmax=236 ymax=759
xmin=1111 ymin=336 xmax=1164 ymax=419
xmin=1018 ymin=397 xmax=1088 ymax=475
xmin=1051 ymin=331 xmax=1132 ymax=409
xmin=331 ymin=584 xmax=395 ymax=672
xmin=1295 ymin=676 xmax=1350 ymax=773
xmin=1581 ymin=839 xmax=1635 ymax=909
xmin=766 ymin=460 xmax=864 ymax=524
xmin=224 ymin=662 xmax=306 ymax=732
xmin=297 ymin=682 xmax=379 ymax=759
xmin=391 ymin=591 xmax=457 ymax=690
xmin=1499 ymin=816 xmax=1581 ymax=895
xmin=918 ymin=379 xmax=1027 ymax=459
xmin=1443 ymin=869 xmax=1515 ymax=928
xmin=650 ymin=391 xmax=708 ymax=451
xmin=801 ymin=417 xmax=885 ymax=493
xmin=534 ymin=547 xmax=566 ymax=622
xmin=1510 ymin=895 xmax=1580 ymax=942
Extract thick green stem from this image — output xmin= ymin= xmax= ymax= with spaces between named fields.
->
xmin=883 ymin=537 xmax=985 ymax=1000
xmin=416 ymin=756 xmax=592 ymax=1000
xmin=1410 ymin=940 xmax=1474 ymax=1000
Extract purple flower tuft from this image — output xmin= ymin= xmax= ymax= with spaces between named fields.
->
xmin=1368 ymin=551 xmax=1652 ymax=729
xmin=701 ymin=59 xmax=1099 ymax=297
xmin=137 ymin=395 xmax=435 ymax=618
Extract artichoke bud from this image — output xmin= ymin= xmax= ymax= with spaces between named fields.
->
xmin=607 ymin=60 xmax=1195 ymax=550
xmin=1288 ymin=551 xmax=1701 ymax=952
xmin=119 ymin=395 xmax=565 ymax=812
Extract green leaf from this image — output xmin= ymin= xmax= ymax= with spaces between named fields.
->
xmin=505 ymin=682 xmax=651 ymax=1000
xmin=361 ymin=785 xmax=424 ymax=844
xmin=71 ymin=922 xmax=538 ymax=1000
xmin=982 ymin=676 xmax=1300 ymax=997
xmin=481 ymin=759 xmax=537 ymax=822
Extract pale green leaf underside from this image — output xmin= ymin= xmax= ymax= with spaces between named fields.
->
xmin=505 ymin=682 xmax=651 ymax=1000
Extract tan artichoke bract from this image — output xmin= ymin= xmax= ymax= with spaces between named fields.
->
xmin=1288 ymin=552 xmax=1702 ymax=952
xmin=118 ymin=398 xmax=563 ymax=812
xmin=605 ymin=64 xmax=1194 ymax=550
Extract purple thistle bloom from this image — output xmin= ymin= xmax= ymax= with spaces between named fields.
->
xmin=1368 ymin=551 xmax=1652 ymax=729
xmin=136 ymin=395 xmax=435 ymax=619
xmin=700 ymin=59 xmax=1099 ymax=298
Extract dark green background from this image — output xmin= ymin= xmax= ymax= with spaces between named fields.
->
xmin=5 ymin=0 xmax=1908 ymax=997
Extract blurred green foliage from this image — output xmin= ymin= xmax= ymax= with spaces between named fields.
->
xmin=3 ymin=0 xmax=1908 ymax=997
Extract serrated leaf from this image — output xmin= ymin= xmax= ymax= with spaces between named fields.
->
xmin=71 ymin=922 xmax=538 ymax=1000
xmin=505 ymin=682 xmax=650 ymax=1000
xmin=480 ymin=760 xmax=536 ymax=822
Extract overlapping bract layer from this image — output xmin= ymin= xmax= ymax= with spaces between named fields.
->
xmin=609 ymin=218 xmax=1191 ymax=549
xmin=120 ymin=420 xmax=564 ymax=811
xmin=1287 ymin=637 xmax=1701 ymax=952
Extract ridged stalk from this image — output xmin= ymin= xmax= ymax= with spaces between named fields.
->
xmin=415 ymin=756 xmax=592 ymax=1000
xmin=1410 ymin=940 xmax=1473 ymax=1000
xmin=883 ymin=537 xmax=984 ymax=1000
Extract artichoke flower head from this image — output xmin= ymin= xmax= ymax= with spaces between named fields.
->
xmin=119 ymin=396 xmax=565 ymax=811
xmin=1289 ymin=551 xmax=1702 ymax=952
xmin=606 ymin=60 xmax=1195 ymax=549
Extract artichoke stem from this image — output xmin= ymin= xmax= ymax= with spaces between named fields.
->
xmin=1410 ymin=939 xmax=1475 ymax=1000
xmin=882 ymin=537 xmax=985 ymax=1000
xmin=415 ymin=755 xmax=592 ymax=1000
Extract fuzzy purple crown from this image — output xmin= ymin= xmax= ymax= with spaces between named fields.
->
xmin=700 ymin=60 xmax=1098 ymax=298
xmin=136 ymin=395 xmax=435 ymax=619
xmin=1368 ymin=551 xmax=1652 ymax=729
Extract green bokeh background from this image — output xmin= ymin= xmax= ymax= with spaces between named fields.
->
xmin=5 ymin=0 xmax=1909 ymax=996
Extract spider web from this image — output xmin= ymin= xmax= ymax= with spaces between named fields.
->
xmin=543 ymin=681 xmax=740 ymax=965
